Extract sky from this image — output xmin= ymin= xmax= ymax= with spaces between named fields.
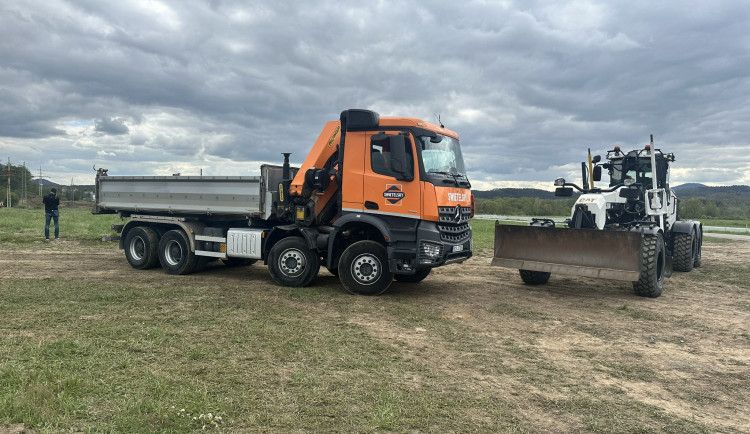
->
xmin=1 ymin=0 xmax=749 ymax=190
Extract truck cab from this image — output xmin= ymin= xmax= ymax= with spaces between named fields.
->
xmin=283 ymin=109 xmax=473 ymax=294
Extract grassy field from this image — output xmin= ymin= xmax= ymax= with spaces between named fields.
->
xmin=0 ymin=207 xmax=122 ymax=244
xmin=1 ymin=208 xmax=749 ymax=432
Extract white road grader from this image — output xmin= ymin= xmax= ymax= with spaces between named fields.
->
xmin=492 ymin=136 xmax=703 ymax=297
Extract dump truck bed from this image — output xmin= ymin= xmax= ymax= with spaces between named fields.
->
xmin=93 ymin=165 xmax=296 ymax=218
xmin=95 ymin=175 xmax=262 ymax=216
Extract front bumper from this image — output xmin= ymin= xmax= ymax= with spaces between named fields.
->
xmin=387 ymin=220 xmax=473 ymax=274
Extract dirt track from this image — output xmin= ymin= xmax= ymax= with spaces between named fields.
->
xmin=3 ymin=237 xmax=749 ymax=432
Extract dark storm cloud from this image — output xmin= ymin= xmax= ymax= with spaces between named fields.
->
xmin=95 ymin=117 xmax=129 ymax=135
xmin=1 ymin=0 xmax=749 ymax=187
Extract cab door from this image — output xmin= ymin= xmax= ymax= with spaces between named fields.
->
xmin=362 ymin=131 xmax=421 ymax=219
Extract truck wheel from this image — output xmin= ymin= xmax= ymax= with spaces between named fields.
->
xmin=338 ymin=240 xmax=393 ymax=296
xmin=268 ymin=237 xmax=320 ymax=287
xmin=673 ymin=231 xmax=695 ymax=272
xmin=158 ymin=230 xmax=199 ymax=275
xmin=394 ymin=268 xmax=431 ymax=283
xmin=124 ymin=226 xmax=160 ymax=269
xmin=221 ymin=258 xmax=257 ymax=267
xmin=693 ymin=230 xmax=702 ymax=268
xmin=519 ymin=269 xmax=551 ymax=285
xmin=633 ymin=234 xmax=665 ymax=298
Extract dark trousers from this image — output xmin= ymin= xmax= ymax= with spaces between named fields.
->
xmin=45 ymin=210 xmax=59 ymax=239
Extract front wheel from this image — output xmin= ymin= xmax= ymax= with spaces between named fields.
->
xmin=338 ymin=241 xmax=393 ymax=296
xmin=519 ymin=269 xmax=551 ymax=285
xmin=394 ymin=268 xmax=431 ymax=283
xmin=633 ymin=233 xmax=665 ymax=298
xmin=158 ymin=230 xmax=199 ymax=275
xmin=124 ymin=226 xmax=160 ymax=269
xmin=267 ymin=237 xmax=320 ymax=287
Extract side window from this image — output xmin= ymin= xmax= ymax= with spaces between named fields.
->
xmin=370 ymin=134 xmax=414 ymax=178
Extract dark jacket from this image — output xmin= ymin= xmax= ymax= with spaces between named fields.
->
xmin=43 ymin=193 xmax=60 ymax=213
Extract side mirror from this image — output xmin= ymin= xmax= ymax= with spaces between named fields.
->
xmin=555 ymin=187 xmax=573 ymax=197
xmin=593 ymin=165 xmax=602 ymax=182
xmin=389 ymin=135 xmax=414 ymax=181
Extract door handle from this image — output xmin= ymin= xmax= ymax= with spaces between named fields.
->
xmin=365 ymin=201 xmax=379 ymax=210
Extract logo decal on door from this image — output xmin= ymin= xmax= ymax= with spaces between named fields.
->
xmin=383 ymin=185 xmax=405 ymax=205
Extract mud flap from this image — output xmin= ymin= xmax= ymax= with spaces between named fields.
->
xmin=491 ymin=224 xmax=642 ymax=281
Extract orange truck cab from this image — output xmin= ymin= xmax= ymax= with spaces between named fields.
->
xmin=278 ymin=109 xmax=473 ymax=294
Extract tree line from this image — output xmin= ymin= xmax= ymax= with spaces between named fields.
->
xmin=475 ymin=196 xmax=750 ymax=220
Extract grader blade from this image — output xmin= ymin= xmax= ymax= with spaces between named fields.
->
xmin=491 ymin=224 xmax=642 ymax=281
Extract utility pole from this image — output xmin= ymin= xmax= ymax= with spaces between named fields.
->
xmin=22 ymin=161 xmax=27 ymax=204
xmin=38 ymin=166 xmax=43 ymax=196
xmin=6 ymin=157 xmax=11 ymax=208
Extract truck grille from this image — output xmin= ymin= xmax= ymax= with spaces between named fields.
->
xmin=437 ymin=223 xmax=471 ymax=243
xmin=438 ymin=206 xmax=472 ymax=225
xmin=437 ymin=205 xmax=472 ymax=243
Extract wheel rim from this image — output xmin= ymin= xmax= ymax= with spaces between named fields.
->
xmin=279 ymin=248 xmax=306 ymax=277
xmin=129 ymin=236 xmax=145 ymax=260
xmin=164 ymin=239 xmax=183 ymax=266
xmin=351 ymin=253 xmax=381 ymax=285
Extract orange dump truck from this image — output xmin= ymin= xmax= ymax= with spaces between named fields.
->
xmin=94 ymin=109 xmax=473 ymax=295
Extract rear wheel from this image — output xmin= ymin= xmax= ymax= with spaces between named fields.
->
xmin=633 ymin=233 xmax=665 ymax=298
xmin=394 ymin=268 xmax=431 ymax=283
xmin=693 ymin=230 xmax=702 ymax=268
xmin=519 ymin=269 xmax=551 ymax=285
xmin=673 ymin=231 xmax=696 ymax=272
xmin=268 ymin=237 xmax=319 ymax=287
xmin=338 ymin=241 xmax=393 ymax=296
xmin=124 ymin=226 xmax=160 ymax=269
xmin=158 ymin=230 xmax=199 ymax=275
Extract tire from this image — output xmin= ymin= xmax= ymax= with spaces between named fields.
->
xmin=158 ymin=229 xmax=199 ymax=275
xmin=221 ymin=257 xmax=257 ymax=267
xmin=633 ymin=233 xmax=665 ymax=298
xmin=693 ymin=230 xmax=702 ymax=268
xmin=519 ymin=269 xmax=551 ymax=285
xmin=193 ymin=256 xmax=212 ymax=273
xmin=268 ymin=237 xmax=320 ymax=287
xmin=123 ymin=226 xmax=160 ymax=270
xmin=338 ymin=240 xmax=393 ymax=296
xmin=673 ymin=231 xmax=695 ymax=272
xmin=394 ymin=268 xmax=431 ymax=283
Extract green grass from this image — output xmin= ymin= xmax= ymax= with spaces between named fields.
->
xmin=1 ymin=208 xmax=747 ymax=433
xmin=0 ymin=206 xmax=122 ymax=243
xmin=700 ymin=219 xmax=750 ymax=228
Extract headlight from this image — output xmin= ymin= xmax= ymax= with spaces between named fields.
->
xmin=420 ymin=241 xmax=443 ymax=263
xmin=554 ymin=177 xmax=566 ymax=186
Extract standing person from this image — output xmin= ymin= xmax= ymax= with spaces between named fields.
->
xmin=43 ymin=188 xmax=60 ymax=240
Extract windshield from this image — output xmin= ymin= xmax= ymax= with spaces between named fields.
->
xmin=609 ymin=158 xmax=661 ymax=187
xmin=419 ymin=135 xmax=467 ymax=177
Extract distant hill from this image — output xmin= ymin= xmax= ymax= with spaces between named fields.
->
xmin=674 ymin=185 xmax=750 ymax=198
xmin=472 ymin=188 xmax=561 ymax=200
xmin=32 ymin=179 xmax=61 ymax=187
xmin=673 ymin=183 xmax=707 ymax=190
xmin=474 ymin=184 xmax=750 ymax=200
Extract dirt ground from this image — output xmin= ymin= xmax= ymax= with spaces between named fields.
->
xmin=3 ymin=237 xmax=749 ymax=432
